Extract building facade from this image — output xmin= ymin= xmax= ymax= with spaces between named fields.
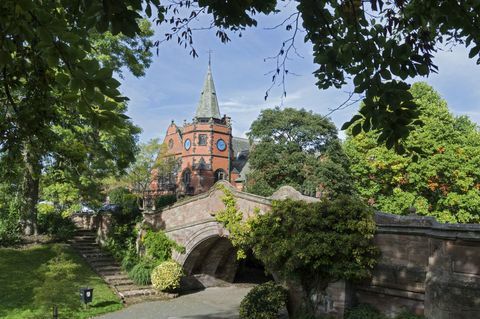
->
xmin=151 ymin=64 xmax=250 ymax=196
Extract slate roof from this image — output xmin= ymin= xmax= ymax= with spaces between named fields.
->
xmin=195 ymin=64 xmax=221 ymax=119
xmin=231 ymin=137 xmax=251 ymax=181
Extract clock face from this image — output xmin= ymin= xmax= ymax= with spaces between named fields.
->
xmin=216 ymin=139 xmax=226 ymax=151
xmin=184 ymin=139 xmax=191 ymax=150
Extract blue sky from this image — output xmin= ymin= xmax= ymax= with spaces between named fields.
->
xmin=120 ymin=9 xmax=480 ymax=143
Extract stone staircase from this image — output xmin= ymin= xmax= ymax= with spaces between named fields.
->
xmin=70 ymin=230 xmax=165 ymax=304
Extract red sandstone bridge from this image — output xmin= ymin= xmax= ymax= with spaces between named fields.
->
xmin=141 ymin=180 xmax=317 ymax=290
xmin=138 ymin=180 xmax=480 ymax=319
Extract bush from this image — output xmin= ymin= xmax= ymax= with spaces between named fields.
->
xmin=142 ymin=229 xmax=185 ymax=262
xmin=121 ymin=240 xmax=139 ymax=272
xmin=395 ymin=312 xmax=425 ymax=319
xmin=155 ymin=194 xmax=176 ymax=210
xmin=0 ymin=217 xmax=21 ymax=246
xmin=151 ymin=260 xmax=183 ymax=292
xmin=37 ymin=211 xmax=76 ymax=241
xmin=346 ymin=304 xmax=385 ymax=319
xmin=345 ymin=304 xmax=425 ymax=319
xmin=128 ymin=258 xmax=157 ymax=285
xmin=239 ymin=281 xmax=287 ymax=319
xmin=104 ymin=188 xmax=142 ymax=260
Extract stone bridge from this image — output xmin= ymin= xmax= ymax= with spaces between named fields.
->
xmin=141 ymin=181 xmax=315 ymax=289
xmin=138 ymin=181 xmax=480 ymax=319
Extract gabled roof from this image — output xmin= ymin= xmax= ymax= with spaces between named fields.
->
xmin=195 ymin=64 xmax=221 ymax=119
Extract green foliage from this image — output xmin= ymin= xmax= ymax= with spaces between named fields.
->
xmin=249 ymin=196 xmax=378 ymax=316
xmin=36 ymin=202 xmax=76 ymax=241
xmin=151 ymin=260 xmax=184 ymax=292
xmin=121 ymin=241 xmax=139 ymax=272
xmin=143 ymin=229 xmax=185 ymax=262
xmin=345 ymin=304 xmax=425 ymax=319
xmin=0 ymin=244 xmax=122 ymax=318
xmin=345 ymin=82 xmax=480 ymax=223
xmin=215 ymin=185 xmax=253 ymax=259
xmin=104 ymin=188 xmax=141 ymax=260
xmin=246 ymin=107 xmax=353 ymax=197
xmin=128 ymin=258 xmax=158 ymax=285
xmin=345 ymin=304 xmax=385 ymax=319
xmin=155 ymin=194 xmax=177 ymax=210
xmin=239 ymin=281 xmax=287 ymax=319
xmin=155 ymin=1 xmax=480 ymax=147
xmin=1 ymin=0 xmax=153 ymax=235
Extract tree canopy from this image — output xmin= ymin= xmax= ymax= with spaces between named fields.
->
xmin=1 ymin=1 xmax=156 ymax=234
xmin=344 ymin=82 xmax=480 ymax=223
xmin=249 ymin=197 xmax=377 ymax=317
xmin=148 ymin=0 xmax=480 ymax=151
xmin=246 ymin=107 xmax=352 ymax=197
xmin=3 ymin=1 xmax=480 ymax=153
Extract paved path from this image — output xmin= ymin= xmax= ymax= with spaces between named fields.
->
xmin=96 ymin=286 xmax=253 ymax=319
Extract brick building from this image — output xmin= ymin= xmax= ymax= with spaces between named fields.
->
xmin=151 ymin=63 xmax=250 ymax=196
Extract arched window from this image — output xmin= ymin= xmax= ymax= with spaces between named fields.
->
xmin=214 ymin=169 xmax=227 ymax=183
xmin=182 ymin=169 xmax=191 ymax=185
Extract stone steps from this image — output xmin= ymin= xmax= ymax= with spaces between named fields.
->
xmin=70 ymin=230 xmax=167 ymax=304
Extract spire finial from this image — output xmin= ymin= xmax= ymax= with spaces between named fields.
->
xmin=207 ymin=49 xmax=213 ymax=67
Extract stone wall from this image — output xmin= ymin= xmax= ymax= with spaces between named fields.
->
xmin=70 ymin=212 xmax=112 ymax=246
xmin=140 ymin=183 xmax=480 ymax=319
xmin=352 ymin=212 xmax=480 ymax=318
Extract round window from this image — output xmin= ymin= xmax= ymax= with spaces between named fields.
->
xmin=216 ymin=139 xmax=226 ymax=151
xmin=184 ymin=139 xmax=191 ymax=150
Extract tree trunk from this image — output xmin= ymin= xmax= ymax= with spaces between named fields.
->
xmin=20 ymin=141 xmax=41 ymax=236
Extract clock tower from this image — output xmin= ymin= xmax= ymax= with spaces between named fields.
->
xmin=159 ymin=62 xmax=248 ymax=196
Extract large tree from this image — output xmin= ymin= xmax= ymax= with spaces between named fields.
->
xmin=1 ymin=3 xmax=154 ymax=234
xmin=3 ymin=1 xmax=480 ymax=154
xmin=344 ymin=82 xmax=480 ymax=223
xmin=246 ymin=107 xmax=352 ymax=197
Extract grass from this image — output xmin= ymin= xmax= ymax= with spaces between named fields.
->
xmin=0 ymin=243 xmax=123 ymax=319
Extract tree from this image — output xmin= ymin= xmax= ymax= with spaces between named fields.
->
xmin=147 ymin=1 xmax=480 ymax=151
xmin=344 ymin=82 xmax=480 ymax=223
xmin=1 ymin=1 xmax=155 ymax=234
xmin=248 ymin=197 xmax=377 ymax=317
xmin=107 ymin=139 xmax=178 ymax=208
xmin=246 ymin=107 xmax=352 ymax=197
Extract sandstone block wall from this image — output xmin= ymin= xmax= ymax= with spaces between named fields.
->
xmin=352 ymin=213 xmax=480 ymax=318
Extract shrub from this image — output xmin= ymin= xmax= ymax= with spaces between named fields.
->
xmin=239 ymin=281 xmax=287 ymax=319
xmin=155 ymin=194 xmax=176 ymax=210
xmin=395 ymin=312 xmax=425 ymax=319
xmin=151 ymin=260 xmax=183 ymax=292
xmin=142 ymin=229 xmax=185 ymax=262
xmin=345 ymin=304 xmax=385 ymax=319
xmin=345 ymin=304 xmax=425 ymax=319
xmin=104 ymin=188 xmax=142 ymax=260
xmin=37 ymin=210 xmax=76 ymax=241
xmin=0 ymin=217 xmax=21 ymax=246
xmin=128 ymin=258 xmax=158 ymax=285
xmin=121 ymin=240 xmax=139 ymax=272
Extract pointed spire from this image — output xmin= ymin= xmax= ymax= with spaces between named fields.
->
xmin=195 ymin=61 xmax=221 ymax=120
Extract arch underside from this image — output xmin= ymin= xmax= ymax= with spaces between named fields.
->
xmin=180 ymin=235 xmax=238 ymax=290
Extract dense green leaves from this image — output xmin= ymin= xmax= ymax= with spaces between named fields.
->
xmin=249 ymin=196 xmax=378 ymax=316
xmin=0 ymin=1 xmax=155 ymax=234
xmin=345 ymin=83 xmax=480 ymax=223
xmin=156 ymin=1 xmax=480 ymax=146
xmin=246 ymin=107 xmax=353 ymax=197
